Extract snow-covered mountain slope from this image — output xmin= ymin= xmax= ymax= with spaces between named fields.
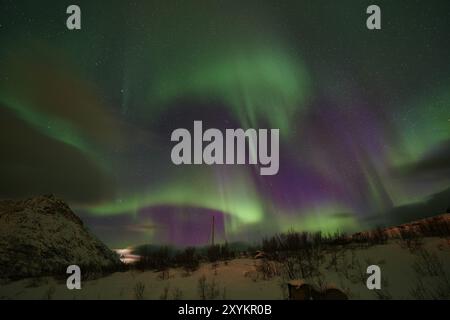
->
xmin=0 ymin=195 xmax=120 ymax=279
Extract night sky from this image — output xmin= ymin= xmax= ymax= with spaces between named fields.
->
xmin=1 ymin=0 xmax=449 ymax=248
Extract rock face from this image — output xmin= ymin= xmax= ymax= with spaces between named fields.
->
xmin=0 ymin=195 xmax=120 ymax=279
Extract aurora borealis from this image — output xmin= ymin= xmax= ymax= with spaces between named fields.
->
xmin=0 ymin=1 xmax=449 ymax=248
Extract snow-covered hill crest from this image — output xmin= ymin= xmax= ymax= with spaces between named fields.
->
xmin=0 ymin=195 xmax=120 ymax=279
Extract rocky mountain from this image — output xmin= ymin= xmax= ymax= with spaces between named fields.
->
xmin=0 ymin=195 xmax=121 ymax=279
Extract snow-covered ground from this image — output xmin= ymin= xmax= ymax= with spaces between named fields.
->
xmin=1 ymin=237 xmax=449 ymax=300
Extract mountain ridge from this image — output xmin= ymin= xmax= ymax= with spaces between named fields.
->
xmin=0 ymin=194 xmax=121 ymax=279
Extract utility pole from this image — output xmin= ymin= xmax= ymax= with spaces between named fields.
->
xmin=211 ymin=215 xmax=215 ymax=246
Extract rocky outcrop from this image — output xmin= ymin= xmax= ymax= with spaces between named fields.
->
xmin=0 ymin=195 xmax=120 ymax=279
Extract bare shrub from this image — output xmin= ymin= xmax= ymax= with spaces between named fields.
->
xmin=207 ymin=279 xmax=220 ymax=299
xmin=159 ymin=285 xmax=170 ymax=300
xmin=412 ymin=249 xmax=445 ymax=277
xmin=410 ymin=248 xmax=450 ymax=299
xmin=326 ymin=246 xmax=342 ymax=272
xmin=43 ymin=285 xmax=56 ymax=300
xmin=197 ymin=275 xmax=221 ymax=299
xmin=374 ymin=277 xmax=392 ymax=300
xmin=244 ymin=267 xmax=259 ymax=282
xmin=134 ymin=281 xmax=145 ymax=300
xmin=349 ymin=258 xmax=368 ymax=285
xmin=198 ymin=275 xmax=207 ymax=300
xmin=280 ymin=255 xmax=307 ymax=280
xmin=172 ymin=287 xmax=183 ymax=300
xmin=410 ymin=276 xmax=450 ymax=299
xmin=256 ymin=259 xmax=280 ymax=280
xmin=158 ymin=270 xmax=170 ymax=280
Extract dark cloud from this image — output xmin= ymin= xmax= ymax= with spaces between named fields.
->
xmin=126 ymin=223 xmax=159 ymax=232
xmin=408 ymin=140 xmax=450 ymax=177
xmin=387 ymin=187 xmax=450 ymax=225
xmin=393 ymin=140 xmax=450 ymax=182
xmin=330 ymin=212 xmax=354 ymax=220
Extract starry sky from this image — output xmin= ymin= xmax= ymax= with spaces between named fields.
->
xmin=1 ymin=0 xmax=449 ymax=248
